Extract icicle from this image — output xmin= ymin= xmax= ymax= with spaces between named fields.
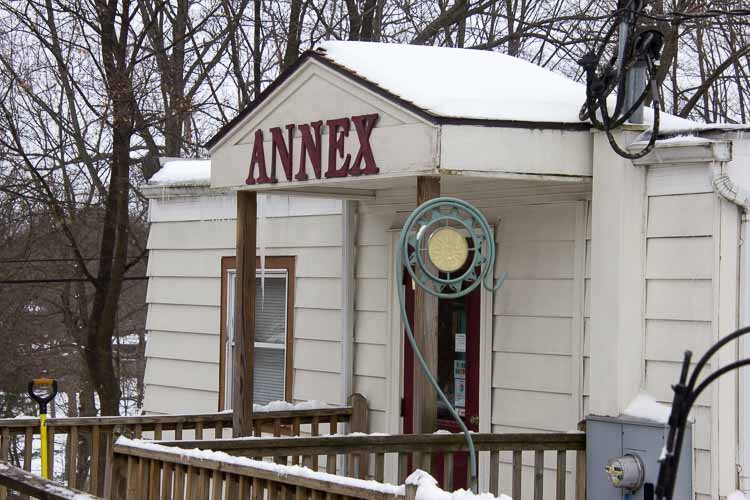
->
xmin=258 ymin=193 xmax=267 ymax=310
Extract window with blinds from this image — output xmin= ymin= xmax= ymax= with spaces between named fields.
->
xmin=224 ymin=269 xmax=289 ymax=407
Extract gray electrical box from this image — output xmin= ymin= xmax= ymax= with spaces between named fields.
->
xmin=586 ymin=415 xmax=692 ymax=500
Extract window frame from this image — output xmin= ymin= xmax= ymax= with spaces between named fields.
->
xmin=219 ymin=255 xmax=295 ymax=411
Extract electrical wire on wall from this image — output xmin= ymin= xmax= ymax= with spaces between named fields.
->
xmin=578 ymin=0 xmax=665 ymax=159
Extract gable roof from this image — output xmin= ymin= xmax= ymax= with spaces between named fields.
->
xmin=206 ymin=41 xmax=703 ymax=150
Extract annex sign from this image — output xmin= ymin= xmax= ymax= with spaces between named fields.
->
xmin=246 ymin=113 xmax=380 ymax=185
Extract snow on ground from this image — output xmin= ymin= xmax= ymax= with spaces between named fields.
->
xmin=729 ymin=491 xmax=748 ymax=500
xmin=622 ymin=392 xmax=671 ymax=424
xmin=406 ymin=470 xmax=511 ymax=500
xmin=149 ymin=159 xmax=210 ymax=186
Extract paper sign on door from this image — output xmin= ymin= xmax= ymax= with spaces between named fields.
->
xmin=454 ymin=377 xmax=466 ymax=407
xmin=455 ymin=333 xmax=466 ymax=353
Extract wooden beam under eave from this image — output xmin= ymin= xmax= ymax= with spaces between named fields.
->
xmin=413 ymin=176 xmax=440 ymax=443
xmin=233 ymin=191 xmax=256 ymax=437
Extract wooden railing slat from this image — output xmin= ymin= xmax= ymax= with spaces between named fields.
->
xmin=576 ymin=448 xmax=585 ymax=500
xmin=397 ymin=453 xmax=407 ymax=484
xmin=1 ymin=428 xmax=9 ymax=463
xmin=149 ymin=458 xmax=161 ymax=500
xmin=512 ymin=450 xmax=522 ymax=500
xmin=374 ymin=453 xmax=384 ymax=483
xmin=556 ymin=450 xmax=567 ymax=500
xmin=23 ymin=427 xmax=33 ymax=472
xmin=174 ymin=465 xmax=185 ymax=500
xmin=126 ymin=456 xmax=137 ymax=499
xmin=252 ymin=477 xmax=262 ymax=500
xmin=67 ymin=425 xmax=79 ymax=489
xmin=238 ymin=475 xmax=247 ymax=498
xmin=91 ymin=425 xmax=101 ymax=494
xmin=162 ymin=462 xmax=174 ymax=500
xmin=212 ymin=469 xmax=223 ymax=500
xmin=534 ymin=450 xmax=544 ymax=500
xmin=443 ymin=453 xmax=453 ymax=491
xmin=489 ymin=451 xmax=499 ymax=496
xmin=46 ymin=427 xmax=55 ymax=479
xmin=312 ymin=417 xmax=320 ymax=471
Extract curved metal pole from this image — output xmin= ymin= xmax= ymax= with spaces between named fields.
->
xmin=397 ymin=197 xmax=508 ymax=493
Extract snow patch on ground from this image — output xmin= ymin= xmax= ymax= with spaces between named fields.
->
xmin=406 ymin=470 xmax=512 ymax=500
xmin=728 ymin=491 xmax=748 ymax=500
xmin=623 ymin=392 xmax=671 ymax=424
xmin=149 ymin=159 xmax=211 ymax=186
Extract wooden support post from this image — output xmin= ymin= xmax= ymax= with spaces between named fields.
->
xmin=233 ymin=191 xmax=257 ymax=437
xmin=413 ymin=176 xmax=440 ymax=438
xmin=413 ymin=176 xmax=439 ymax=474
xmin=348 ymin=394 xmax=368 ymax=433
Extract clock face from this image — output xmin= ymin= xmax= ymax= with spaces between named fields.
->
xmin=427 ymin=226 xmax=469 ymax=273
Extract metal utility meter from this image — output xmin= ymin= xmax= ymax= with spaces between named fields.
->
xmin=587 ymin=415 xmax=692 ymax=500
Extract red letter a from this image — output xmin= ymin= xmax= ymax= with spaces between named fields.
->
xmin=246 ymin=129 xmax=272 ymax=185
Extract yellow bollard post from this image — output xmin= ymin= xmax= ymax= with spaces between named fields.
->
xmin=28 ymin=378 xmax=57 ymax=479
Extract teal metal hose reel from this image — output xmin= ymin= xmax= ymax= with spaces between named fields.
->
xmin=397 ymin=197 xmax=508 ymax=492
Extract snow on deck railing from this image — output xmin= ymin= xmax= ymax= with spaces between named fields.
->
xmin=114 ymin=436 xmax=405 ymax=497
xmin=0 ymin=463 xmax=99 ymax=499
xmin=112 ymin=437 xmax=513 ymax=500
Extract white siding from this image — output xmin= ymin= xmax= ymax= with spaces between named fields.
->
xmin=644 ymin=180 xmax=716 ymax=498
xmin=492 ymin=203 xmax=584 ymax=433
xmin=491 ymin=201 xmax=587 ymax=500
xmin=353 ymin=212 xmax=392 ymax=431
xmin=143 ymin=193 xmax=345 ymax=415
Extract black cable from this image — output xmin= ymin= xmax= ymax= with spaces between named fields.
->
xmin=655 ymin=325 xmax=750 ymax=500
xmin=578 ymin=0 xmax=664 ymax=159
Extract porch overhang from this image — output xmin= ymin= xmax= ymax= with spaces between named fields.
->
xmin=206 ymin=47 xmax=594 ymax=199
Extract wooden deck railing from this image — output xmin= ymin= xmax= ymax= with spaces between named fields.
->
xmin=0 ymin=395 xmax=367 ymax=496
xmin=0 ymin=462 xmax=101 ymax=500
xmin=159 ymin=431 xmax=587 ymax=500
xmin=106 ymin=439 xmax=403 ymax=500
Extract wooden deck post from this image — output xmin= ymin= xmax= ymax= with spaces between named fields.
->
xmin=413 ymin=176 xmax=440 ymax=439
xmin=233 ymin=191 xmax=257 ymax=437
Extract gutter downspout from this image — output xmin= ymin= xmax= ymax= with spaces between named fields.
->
xmin=711 ymin=163 xmax=750 ymax=493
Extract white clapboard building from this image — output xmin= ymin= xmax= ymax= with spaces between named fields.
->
xmin=142 ymin=41 xmax=750 ymax=498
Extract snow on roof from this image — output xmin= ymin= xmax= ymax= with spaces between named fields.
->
xmin=148 ymin=159 xmax=211 ymax=187
xmin=315 ymin=41 xmax=705 ymax=133
xmin=622 ymin=392 xmax=671 ymax=424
